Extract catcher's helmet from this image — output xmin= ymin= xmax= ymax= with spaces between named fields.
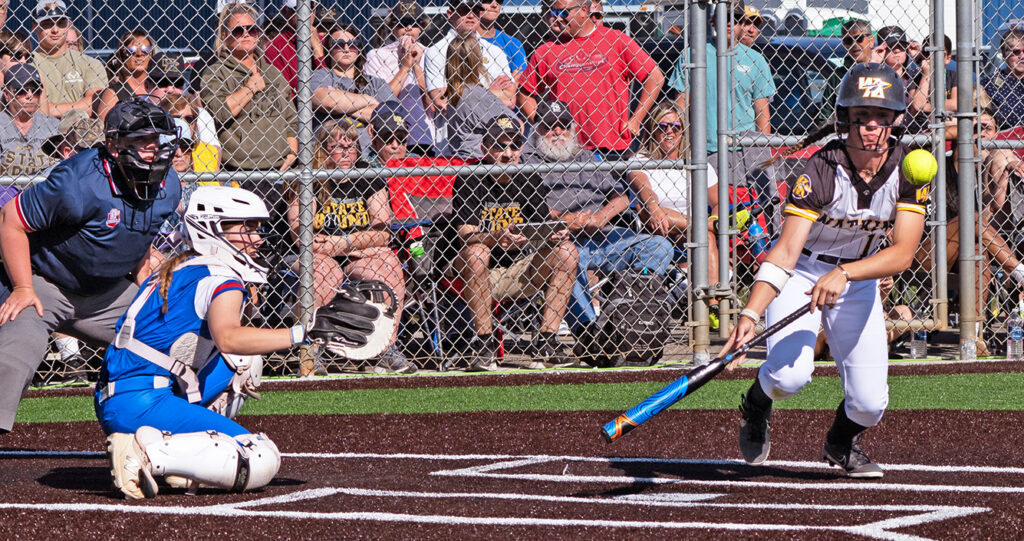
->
xmin=183 ymin=186 xmax=276 ymax=284
xmin=835 ymin=62 xmax=906 ymax=135
xmin=105 ymin=97 xmax=178 ymax=201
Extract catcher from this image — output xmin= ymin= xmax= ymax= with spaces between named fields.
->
xmin=95 ymin=186 xmax=397 ymax=500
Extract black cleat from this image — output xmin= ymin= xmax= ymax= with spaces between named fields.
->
xmin=823 ymin=435 xmax=884 ymax=479
xmin=738 ymin=393 xmax=771 ymax=465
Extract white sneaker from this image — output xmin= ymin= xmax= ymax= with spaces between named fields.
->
xmin=557 ymin=320 xmax=571 ymax=336
xmin=106 ymin=431 xmax=158 ymax=500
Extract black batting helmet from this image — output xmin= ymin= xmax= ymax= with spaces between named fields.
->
xmin=835 ymin=63 xmax=906 ymax=135
xmin=105 ymin=97 xmax=178 ymax=201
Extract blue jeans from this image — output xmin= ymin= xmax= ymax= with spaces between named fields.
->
xmin=568 ymin=227 xmax=673 ymax=330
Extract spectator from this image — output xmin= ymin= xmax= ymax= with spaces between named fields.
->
xmin=520 ymin=0 xmax=663 ymax=160
xmin=0 ymin=63 xmax=58 ymax=175
xmin=150 ymin=53 xmax=221 ymax=172
xmin=452 ymin=114 xmax=578 ymax=370
xmin=477 ymin=0 xmax=527 ymax=77
xmin=589 ymin=0 xmax=603 ymax=26
xmin=424 ymin=0 xmax=514 ymax=113
xmin=31 ymin=1 xmax=107 ymax=117
xmin=0 ymin=0 xmax=7 ymax=30
xmin=265 ymin=0 xmax=326 ymax=90
xmin=0 ymin=30 xmax=30 ymax=83
xmin=916 ymin=34 xmax=957 ymax=113
xmin=670 ymin=1 xmax=776 ymax=185
xmin=311 ymin=23 xmax=393 ymax=157
xmin=627 ymin=101 xmax=722 ymax=322
xmin=521 ymin=99 xmax=672 ymax=342
xmin=981 ymin=28 xmax=1024 ymax=130
xmin=165 ymin=117 xmax=194 ymax=174
xmin=364 ymin=1 xmax=433 ymax=157
xmin=285 ymin=120 xmax=414 ymax=373
xmin=65 ymin=23 xmax=83 ymax=52
xmin=94 ymin=29 xmax=158 ymax=121
xmin=200 ymin=3 xmax=298 ymax=172
xmin=42 ymin=108 xmax=103 ymax=160
xmin=444 ymin=36 xmax=516 ymax=159
xmin=876 ymin=25 xmax=929 ymax=131
xmin=365 ymin=101 xmax=411 ymax=166
xmin=737 ymin=6 xmax=764 ymax=47
xmin=817 ymin=19 xmax=875 ymax=124
xmin=159 ymin=94 xmax=208 ymax=173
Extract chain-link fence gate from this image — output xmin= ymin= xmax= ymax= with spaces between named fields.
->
xmin=0 ymin=0 xmax=1003 ymax=386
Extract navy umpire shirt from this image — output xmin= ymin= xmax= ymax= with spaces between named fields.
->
xmin=12 ymin=148 xmax=181 ymax=295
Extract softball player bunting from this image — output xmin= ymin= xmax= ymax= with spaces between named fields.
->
xmin=723 ymin=63 xmax=928 ymax=478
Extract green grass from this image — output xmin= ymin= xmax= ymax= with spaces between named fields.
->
xmin=15 ymin=372 xmax=1024 ymax=424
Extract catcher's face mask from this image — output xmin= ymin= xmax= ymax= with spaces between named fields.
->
xmin=842 ymin=106 xmax=901 ymax=152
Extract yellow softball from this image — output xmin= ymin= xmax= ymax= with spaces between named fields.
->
xmin=901 ymin=149 xmax=938 ymax=186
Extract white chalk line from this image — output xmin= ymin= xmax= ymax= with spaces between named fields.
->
xmin=0 ymin=487 xmax=990 ymax=540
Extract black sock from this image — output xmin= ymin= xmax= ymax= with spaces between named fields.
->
xmin=538 ymin=332 xmax=557 ymax=343
xmin=744 ymin=376 xmax=773 ymax=411
xmin=826 ymin=400 xmax=869 ymax=445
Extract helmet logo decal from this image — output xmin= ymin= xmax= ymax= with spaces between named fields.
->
xmin=858 ymin=77 xmax=892 ymax=99
xmin=106 ymin=208 xmax=121 ymax=228
xmin=792 ymin=175 xmax=813 ymax=199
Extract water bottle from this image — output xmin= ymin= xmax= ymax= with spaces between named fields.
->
xmin=909 ymin=329 xmax=928 ymax=359
xmin=1007 ymin=309 xmax=1023 ymax=361
xmin=409 ymin=240 xmax=426 ymax=260
xmin=747 ymin=222 xmax=768 ymax=264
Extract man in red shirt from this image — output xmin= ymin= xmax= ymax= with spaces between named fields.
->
xmin=518 ymin=0 xmax=664 ymax=158
xmin=265 ymin=0 xmax=326 ymax=90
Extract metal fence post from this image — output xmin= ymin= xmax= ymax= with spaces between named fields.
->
xmin=715 ymin=0 xmax=731 ymax=338
xmin=956 ymin=0 xmax=978 ymax=359
xmin=690 ymin=0 xmax=711 ymax=363
xmin=931 ymin=0 xmax=948 ymax=330
xmin=295 ymin=0 xmax=317 ymax=375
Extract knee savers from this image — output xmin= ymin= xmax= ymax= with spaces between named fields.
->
xmin=136 ymin=426 xmax=281 ymax=492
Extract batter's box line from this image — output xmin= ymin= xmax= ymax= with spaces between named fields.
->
xmin=0 ymin=488 xmax=989 ymax=541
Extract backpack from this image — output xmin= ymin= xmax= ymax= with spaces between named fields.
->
xmin=593 ymin=270 xmax=672 ymax=367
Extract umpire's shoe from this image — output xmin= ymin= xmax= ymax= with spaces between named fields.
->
xmin=106 ymin=432 xmax=158 ymax=500
xmin=822 ymin=435 xmax=884 ymax=479
xmin=738 ymin=392 xmax=772 ymax=465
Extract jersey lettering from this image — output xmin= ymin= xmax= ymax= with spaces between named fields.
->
xmin=480 ymin=202 xmax=523 ymax=231
xmin=314 ymin=198 xmax=370 ymax=232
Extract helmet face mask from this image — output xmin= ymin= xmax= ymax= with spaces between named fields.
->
xmin=840 ymin=106 xmax=903 ymax=152
xmin=105 ymin=98 xmax=178 ymax=201
xmin=183 ymin=187 xmax=279 ymax=284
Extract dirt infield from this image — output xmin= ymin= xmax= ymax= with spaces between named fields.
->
xmin=2 ymin=362 xmax=1023 ymax=540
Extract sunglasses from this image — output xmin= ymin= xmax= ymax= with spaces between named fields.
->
xmin=175 ymin=114 xmax=196 ymax=124
xmin=454 ymin=5 xmax=483 ymax=17
xmin=14 ymin=86 xmax=42 ymax=97
xmin=842 ymin=33 xmax=872 ymax=46
xmin=398 ymin=17 xmax=421 ymax=28
xmin=1006 ymin=48 xmax=1024 ymax=57
xmin=39 ymin=18 xmax=70 ymax=30
xmin=6 ymin=50 xmax=30 ymax=61
xmin=488 ymin=139 xmax=523 ymax=152
xmin=126 ymin=45 xmax=152 ymax=56
xmin=229 ymin=24 xmax=261 ymax=38
xmin=550 ymin=4 xmax=584 ymax=20
xmin=329 ymin=38 xmax=363 ymax=51
xmin=657 ymin=121 xmax=682 ymax=133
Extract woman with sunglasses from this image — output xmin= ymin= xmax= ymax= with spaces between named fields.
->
xmin=365 ymin=3 xmax=434 ymax=157
xmin=982 ymin=29 xmax=1024 ymax=131
xmin=311 ymin=23 xmax=393 ymax=158
xmin=628 ymin=101 xmax=721 ymax=318
xmin=444 ymin=36 xmax=515 ymax=159
xmin=200 ymin=3 xmax=298 ymax=172
xmin=284 ymin=120 xmax=414 ymax=373
xmin=94 ymin=29 xmax=158 ymax=121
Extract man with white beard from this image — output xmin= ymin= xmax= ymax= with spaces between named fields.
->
xmin=522 ymin=99 xmax=673 ymax=363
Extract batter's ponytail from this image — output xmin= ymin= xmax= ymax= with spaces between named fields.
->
xmin=760 ymin=122 xmax=837 ymax=170
xmin=156 ymin=250 xmax=199 ymax=314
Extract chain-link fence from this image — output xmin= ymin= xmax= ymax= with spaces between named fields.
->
xmin=0 ymin=0 xmax=1007 ymax=386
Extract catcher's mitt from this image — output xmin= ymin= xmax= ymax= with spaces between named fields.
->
xmin=308 ymin=280 xmax=398 ymax=360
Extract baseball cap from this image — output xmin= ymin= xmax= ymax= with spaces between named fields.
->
xmin=370 ymin=101 xmax=409 ymax=138
xmin=150 ymin=53 xmax=187 ymax=88
xmin=3 ymin=63 xmax=42 ymax=93
xmin=392 ymin=0 xmax=424 ymax=21
xmin=281 ymin=0 xmax=297 ymax=9
xmin=161 ymin=117 xmax=193 ymax=149
xmin=450 ymin=0 xmax=482 ymax=16
xmin=710 ymin=0 xmax=745 ymax=22
xmin=34 ymin=0 xmax=68 ymax=24
xmin=482 ymin=114 xmax=522 ymax=148
xmin=534 ymin=99 xmax=574 ymax=130
xmin=43 ymin=109 xmax=105 ymax=156
xmin=740 ymin=6 xmax=764 ymax=26
xmin=877 ymin=25 xmax=910 ymax=47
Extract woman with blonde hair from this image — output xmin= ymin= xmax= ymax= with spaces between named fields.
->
xmin=444 ymin=36 xmax=514 ymax=159
xmin=95 ymin=29 xmax=159 ymax=120
xmin=285 ymin=120 xmax=414 ymax=373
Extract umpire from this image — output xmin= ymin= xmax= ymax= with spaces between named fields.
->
xmin=0 ymin=98 xmax=181 ymax=433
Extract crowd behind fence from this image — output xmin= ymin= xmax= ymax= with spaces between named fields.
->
xmin=1 ymin=0 xmax=1020 ymax=384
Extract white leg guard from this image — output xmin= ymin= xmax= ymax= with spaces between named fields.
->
xmin=209 ymin=354 xmax=263 ymax=419
xmin=136 ymin=427 xmax=280 ymax=492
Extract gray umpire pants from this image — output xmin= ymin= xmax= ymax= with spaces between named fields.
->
xmin=0 ymin=274 xmax=138 ymax=432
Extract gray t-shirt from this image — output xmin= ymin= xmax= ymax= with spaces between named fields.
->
xmin=446 ymin=84 xmax=514 ymax=159
xmin=0 ymin=111 xmax=59 ymax=175
xmin=311 ymin=68 xmax=394 ymax=156
xmin=521 ymin=132 xmax=623 ymax=219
